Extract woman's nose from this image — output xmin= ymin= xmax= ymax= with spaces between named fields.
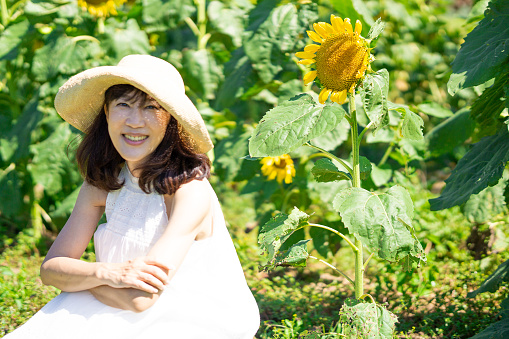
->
xmin=126 ymin=108 xmax=145 ymax=127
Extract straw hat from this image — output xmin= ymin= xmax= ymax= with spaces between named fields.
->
xmin=54 ymin=54 xmax=213 ymax=154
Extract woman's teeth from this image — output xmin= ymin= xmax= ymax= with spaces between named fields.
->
xmin=124 ymin=135 xmax=148 ymax=141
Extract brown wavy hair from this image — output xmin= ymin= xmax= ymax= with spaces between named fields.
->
xmin=76 ymin=84 xmax=210 ymax=195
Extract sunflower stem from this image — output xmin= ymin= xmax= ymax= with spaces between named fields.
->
xmin=97 ymin=17 xmax=105 ymax=34
xmin=309 ymin=255 xmax=354 ymax=285
xmin=305 ymin=142 xmax=353 ymax=177
xmin=349 ymin=92 xmax=364 ymax=300
xmin=194 ymin=0 xmax=208 ymax=49
xmin=358 ymin=121 xmax=374 ymax=143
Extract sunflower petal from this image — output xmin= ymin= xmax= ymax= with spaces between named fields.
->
xmin=319 ymin=88 xmax=332 ymax=104
xmin=295 ymin=51 xmax=316 ymax=59
xmin=303 ymin=70 xmax=317 ymax=85
xmin=313 ymin=23 xmax=329 ymax=39
xmin=298 ymin=59 xmax=315 ymax=65
xmin=304 ymin=44 xmax=320 ymax=53
xmin=338 ymin=90 xmax=348 ymax=104
xmin=331 ymin=15 xmax=344 ymax=32
xmin=322 ymin=22 xmax=335 ymax=35
xmin=355 ymin=20 xmax=362 ymax=35
xmin=344 ymin=18 xmax=353 ymax=34
xmin=307 ymin=30 xmax=323 ymax=43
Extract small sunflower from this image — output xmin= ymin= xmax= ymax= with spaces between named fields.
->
xmin=296 ymin=15 xmax=372 ymax=104
xmin=78 ymin=0 xmax=126 ymax=18
xmin=261 ymin=154 xmax=296 ymax=184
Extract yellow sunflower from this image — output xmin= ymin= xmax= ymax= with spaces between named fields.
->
xmin=78 ymin=0 xmax=126 ymax=18
xmin=260 ymin=154 xmax=296 ymax=184
xmin=296 ymin=15 xmax=372 ymax=104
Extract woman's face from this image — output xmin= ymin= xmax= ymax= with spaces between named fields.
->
xmin=105 ymin=93 xmax=170 ymax=176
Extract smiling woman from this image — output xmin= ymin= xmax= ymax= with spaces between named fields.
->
xmin=3 ymin=55 xmax=260 ymax=338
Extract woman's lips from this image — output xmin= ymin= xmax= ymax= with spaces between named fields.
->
xmin=123 ymin=134 xmax=148 ymax=145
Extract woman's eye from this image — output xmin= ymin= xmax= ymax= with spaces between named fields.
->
xmin=146 ymin=105 xmax=157 ymax=110
xmin=117 ymin=102 xmax=129 ymax=107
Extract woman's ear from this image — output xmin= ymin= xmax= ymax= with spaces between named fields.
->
xmin=104 ymin=104 xmax=109 ymax=121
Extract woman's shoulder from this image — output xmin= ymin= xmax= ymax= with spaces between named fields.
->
xmin=78 ymin=180 xmax=108 ymax=208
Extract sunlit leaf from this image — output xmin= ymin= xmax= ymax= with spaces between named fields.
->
xmin=102 ymin=19 xmax=150 ymax=60
xmin=311 ymin=158 xmax=351 ymax=183
xmin=430 ymin=126 xmax=509 ymax=210
xmin=462 ymin=175 xmax=507 ymax=224
xmin=142 ymin=0 xmax=195 ymax=31
xmin=389 ymin=102 xmax=424 ymax=140
xmin=249 ymin=94 xmax=346 ymax=157
xmin=0 ymin=19 xmax=30 ymax=60
xmin=417 ymin=102 xmax=453 ymax=118
xmin=330 ymin=0 xmax=374 ymax=36
xmin=339 ymin=299 xmax=398 ymax=339
xmin=371 ymin=163 xmax=392 ymax=187
xmin=448 ymin=0 xmax=509 ymax=94
xmin=360 ymin=69 xmax=389 ymax=135
xmin=333 ymin=186 xmax=426 ymax=265
xmin=208 ymin=0 xmax=249 ymax=47
xmin=214 ymin=127 xmax=252 ymax=182
xmin=181 ymin=49 xmax=223 ymax=100
xmin=273 ymin=239 xmax=310 ymax=268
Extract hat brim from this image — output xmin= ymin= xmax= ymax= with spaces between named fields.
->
xmin=55 ymin=63 xmax=213 ymax=154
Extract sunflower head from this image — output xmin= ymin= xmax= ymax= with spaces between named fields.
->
xmin=78 ymin=0 xmax=126 ymax=18
xmin=260 ymin=154 xmax=296 ymax=184
xmin=296 ymin=15 xmax=372 ymax=104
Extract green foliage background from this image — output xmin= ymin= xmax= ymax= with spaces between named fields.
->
xmin=1 ymin=0 xmax=509 ymax=338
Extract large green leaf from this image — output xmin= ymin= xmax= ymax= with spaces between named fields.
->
xmin=468 ymin=259 xmax=509 ymax=298
xmin=311 ymin=158 xmax=351 ymax=183
xmin=213 ymin=127 xmax=252 ymax=182
xmin=102 ymin=19 xmax=150 ymax=60
xmin=448 ymin=0 xmax=509 ymax=95
xmin=462 ymin=177 xmax=507 ymax=224
xmin=208 ymin=0 xmax=249 ymax=47
xmin=360 ymin=69 xmax=389 ymax=135
xmin=417 ymin=102 xmax=453 ymax=118
xmin=181 ymin=49 xmax=223 ymax=100
xmin=425 ymin=107 xmax=475 ymax=158
xmin=330 ymin=0 xmax=374 ymax=36
xmin=258 ymin=207 xmax=310 ymax=270
xmin=249 ymin=94 xmax=346 ymax=157
xmin=243 ymin=1 xmax=299 ymax=83
xmin=0 ymin=167 xmax=23 ymax=218
xmin=339 ymin=299 xmax=398 ymax=339
xmin=0 ymin=19 xmax=30 ymax=60
xmin=470 ymin=69 xmax=509 ymax=136
xmin=429 ymin=126 xmax=509 ymax=211
xmin=333 ymin=186 xmax=426 ymax=265
xmin=469 ymin=318 xmax=509 ymax=339
xmin=141 ymin=0 xmax=195 ymax=32
xmin=389 ymin=102 xmax=424 ymax=141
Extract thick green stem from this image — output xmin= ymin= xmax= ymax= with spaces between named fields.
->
xmin=349 ymin=92 xmax=364 ymax=299
xmin=194 ymin=0 xmax=208 ymax=49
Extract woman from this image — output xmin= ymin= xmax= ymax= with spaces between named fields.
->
xmin=5 ymin=54 xmax=260 ymax=338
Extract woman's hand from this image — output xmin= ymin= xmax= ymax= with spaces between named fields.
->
xmin=102 ymin=257 xmax=172 ymax=294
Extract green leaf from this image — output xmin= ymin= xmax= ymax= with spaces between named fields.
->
xmin=462 ymin=177 xmax=507 ymax=224
xmin=469 ymin=317 xmax=509 ymax=339
xmin=333 ymin=186 xmax=426 ymax=264
xmin=389 ymin=102 xmax=424 ymax=140
xmin=249 ymin=94 xmax=346 ymax=157
xmin=339 ymin=299 xmax=398 ymax=339
xmin=330 ymin=0 xmax=374 ymax=36
xmin=273 ymin=239 xmax=310 ymax=268
xmin=360 ymin=69 xmax=389 ymax=135
xmin=429 ymin=126 xmax=509 ymax=211
xmin=367 ymin=18 xmax=385 ymax=42
xmin=425 ymin=107 xmax=475 ymax=157
xmin=417 ymin=102 xmax=453 ymax=118
xmin=141 ymin=0 xmax=195 ymax=32
xmin=50 ymin=186 xmax=80 ymax=230
xmin=208 ymin=0 xmax=249 ymax=47
xmin=468 ymin=259 xmax=509 ymax=298
xmin=0 ymin=19 xmax=30 ymax=60
xmin=258 ymin=207 xmax=310 ymax=270
xmin=359 ymin=156 xmax=372 ymax=180
xmin=102 ymin=19 xmax=150 ymax=60
xmin=470 ymin=69 xmax=509 ymax=136
xmin=0 ymin=167 xmax=23 ymax=218
xmin=371 ymin=163 xmax=393 ymax=187
xmin=181 ymin=49 xmax=223 ymax=100
xmin=214 ymin=127 xmax=252 ymax=182
xmin=448 ymin=0 xmax=509 ymax=95
xmin=311 ymin=158 xmax=351 ymax=183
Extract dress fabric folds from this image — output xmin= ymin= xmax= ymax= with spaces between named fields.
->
xmin=4 ymin=166 xmax=260 ymax=339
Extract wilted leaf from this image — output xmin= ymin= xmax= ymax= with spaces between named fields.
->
xmin=311 ymin=158 xmax=351 ymax=183
xmin=448 ymin=0 xmax=509 ymax=95
xmin=429 ymin=126 xmax=509 ymax=210
xmin=339 ymin=299 xmax=398 ymax=339
xmin=249 ymin=94 xmax=346 ymax=157
xmin=360 ymin=69 xmax=389 ymax=135
xmin=333 ymin=186 xmax=426 ymax=264
xmin=258 ymin=207 xmax=310 ymax=269
xmin=273 ymin=239 xmax=310 ymax=268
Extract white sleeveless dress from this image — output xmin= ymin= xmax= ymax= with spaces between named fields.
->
xmin=4 ymin=166 xmax=260 ymax=338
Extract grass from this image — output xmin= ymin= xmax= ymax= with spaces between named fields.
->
xmin=1 ymin=181 xmax=508 ymax=338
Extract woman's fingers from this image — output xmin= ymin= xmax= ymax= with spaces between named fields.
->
xmin=106 ymin=257 xmax=173 ymax=292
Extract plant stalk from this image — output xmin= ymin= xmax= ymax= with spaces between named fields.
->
xmin=1 ymin=0 xmax=8 ymax=28
xmin=349 ymin=92 xmax=364 ymax=299
xmin=305 ymin=143 xmax=353 ymax=177
xmin=309 ymin=255 xmax=354 ymax=285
